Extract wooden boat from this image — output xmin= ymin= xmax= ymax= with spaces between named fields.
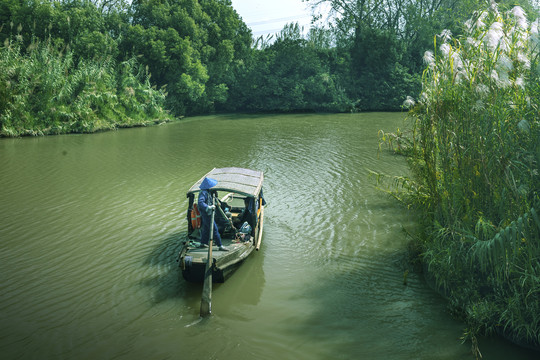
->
xmin=178 ymin=167 xmax=265 ymax=283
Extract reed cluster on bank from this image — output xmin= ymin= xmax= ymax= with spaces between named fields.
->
xmin=389 ymin=2 xmax=540 ymax=353
xmin=0 ymin=35 xmax=170 ymax=137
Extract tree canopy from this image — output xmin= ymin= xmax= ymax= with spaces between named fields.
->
xmin=1 ymin=0 xmax=539 ymax=125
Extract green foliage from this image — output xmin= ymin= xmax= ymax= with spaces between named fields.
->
xmin=228 ymin=23 xmax=354 ymax=113
xmin=399 ymin=2 xmax=540 ymax=349
xmin=0 ymin=0 xmax=252 ymax=119
xmin=123 ymin=0 xmax=252 ymax=115
xmin=3 ymin=0 xmax=537 ymax=135
xmin=0 ymin=0 xmax=480 ymax=121
xmin=0 ymin=38 xmax=169 ymax=137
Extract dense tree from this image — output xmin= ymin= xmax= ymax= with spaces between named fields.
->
xmin=0 ymin=0 xmax=252 ymax=117
xmin=123 ymin=0 xmax=251 ymax=115
xmin=228 ymin=23 xmax=352 ymax=112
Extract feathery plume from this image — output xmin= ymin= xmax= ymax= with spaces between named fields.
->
xmin=403 ymin=96 xmax=416 ymax=109
xmin=423 ymin=51 xmax=435 ymax=67
xmin=517 ymin=52 xmax=530 ymax=69
xmin=510 ymin=6 xmax=528 ymax=30
xmin=486 ymin=22 xmax=504 ymax=50
xmin=515 ymin=77 xmax=525 ymax=89
xmin=440 ymin=43 xmax=451 ymax=58
xmin=438 ymin=29 xmax=452 ymax=43
xmin=475 ymin=84 xmax=490 ymax=98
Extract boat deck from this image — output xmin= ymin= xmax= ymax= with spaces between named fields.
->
xmin=180 ymin=232 xmax=255 ymax=282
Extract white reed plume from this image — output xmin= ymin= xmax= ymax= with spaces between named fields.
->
xmin=475 ymin=84 xmax=490 ymax=98
xmin=464 ymin=19 xmax=473 ymax=34
xmin=510 ymin=6 xmax=528 ymax=30
xmin=532 ymin=19 xmax=539 ymax=35
xmin=495 ymin=54 xmax=512 ymax=89
xmin=419 ymin=92 xmax=429 ymax=104
xmin=499 ymin=36 xmax=510 ymax=52
xmin=518 ymin=119 xmax=530 ymax=133
xmin=476 ymin=11 xmax=488 ymax=29
xmin=403 ymin=96 xmax=416 ymax=109
xmin=486 ymin=22 xmax=504 ymax=50
xmin=451 ymin=51 xmax=464 ymax=70
xmin=438 ymin=29 xmax=452 ymax=43
xmin=440 ymin=43 xmax=451 ymax=58
xmin=472 ymin=100 xmax=485 ymax=112
xmin=423 ymin=51 xmax=435 ymax=68
xmin=450 ymin=50 xmax=465 ymax=82
xmin=466 ymin=37 xmax=481 ymax=48
xmin=530 ymin=19 xmax=540 ymax=47
xmin=490 ymin=69 xmax=499 ymax=82
xmin=515 ymin=77 xmax=525 ymax=89
xmin=517 ymin=52 xmax=531 ymax=69
xmin=496 ymin=54 xmax=513 ymax=73
xmin=490 ymin=0 xmax=499 ymax=16
xmin=498 ymin=72 xmax=511 ymax=88
xmin=455 ymin=70 xmax=468 ymax=84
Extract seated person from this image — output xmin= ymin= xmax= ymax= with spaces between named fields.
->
xmin=216 ymin=202 xmax=233 ymax=235
xmin=232 ymin=198 xmax=246 ymax=223
xmin=241 ymin=191 xmax=266 ymax=227
xmin=234 ymin=197 xmax=256 ymax=234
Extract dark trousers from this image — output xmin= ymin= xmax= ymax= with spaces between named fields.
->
xmin=200 ymin=213 xmax=222 ymax=247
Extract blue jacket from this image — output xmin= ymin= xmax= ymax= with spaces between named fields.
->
xmin=198 ymin=190 xmax=213 ymax=217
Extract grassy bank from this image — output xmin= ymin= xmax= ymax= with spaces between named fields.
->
xmin=0 ymin=37 xmax=171 ymax=137
xmin=385 ymin=4 xmax=540 ymax=355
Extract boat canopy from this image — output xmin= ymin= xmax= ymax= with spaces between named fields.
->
xmin=187 ymin=167 xmax=264 ymax=198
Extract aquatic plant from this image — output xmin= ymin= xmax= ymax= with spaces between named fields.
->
xmin=400 ymin=1 xmax=540 ymax=351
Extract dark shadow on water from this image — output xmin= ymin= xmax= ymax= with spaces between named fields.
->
xmin=140 ymin=231 xmax=208 ymax=305
xmin=290 ymin=250 xmax=540 ymax=360
xmin=140 ymin=229 xmax=264 ymax=310
xmin=143 ymin=231 xmax=187 ymax=267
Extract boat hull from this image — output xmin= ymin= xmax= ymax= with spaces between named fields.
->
xmin=180 ymin=167 xmax=266 ymax=283
xmin=179 ymin=240 xmax=256 ymax=283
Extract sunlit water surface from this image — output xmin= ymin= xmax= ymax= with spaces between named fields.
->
xmin=1 ymin=113 xmax=537 ymax=359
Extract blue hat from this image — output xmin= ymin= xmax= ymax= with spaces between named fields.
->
xmin=199 ymin=177 xmax=218 ymax=190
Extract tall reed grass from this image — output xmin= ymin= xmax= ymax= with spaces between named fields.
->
xmin=396 ymin=2 xmax=540 ymax=352
xmin=0 ymin=35 xmax=170 ymax=137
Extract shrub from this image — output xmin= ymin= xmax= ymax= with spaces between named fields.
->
xmin=0 ymin=38 xmax=169 ymax=137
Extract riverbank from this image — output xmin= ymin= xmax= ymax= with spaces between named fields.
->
xmin=0 ymin=117 xmax=178 ymax=138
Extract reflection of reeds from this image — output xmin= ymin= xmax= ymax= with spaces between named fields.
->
xmin=399 ymin=3 xmax=540 ymax=350
xmin=0 ymin=37 xmax=169 ymax=137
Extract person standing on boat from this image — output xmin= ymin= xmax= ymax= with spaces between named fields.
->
xmin=198 ymin=177 xmax=229 ymax=251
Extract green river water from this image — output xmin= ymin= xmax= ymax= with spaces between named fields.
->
xmin=1 ymin=113 xmax=538 ymax=359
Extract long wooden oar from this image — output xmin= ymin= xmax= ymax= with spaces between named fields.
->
xmin=255 ymin=205 xmax=264 ymax=251
xmin=200 ymin=193 xmax=215 ymax=317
